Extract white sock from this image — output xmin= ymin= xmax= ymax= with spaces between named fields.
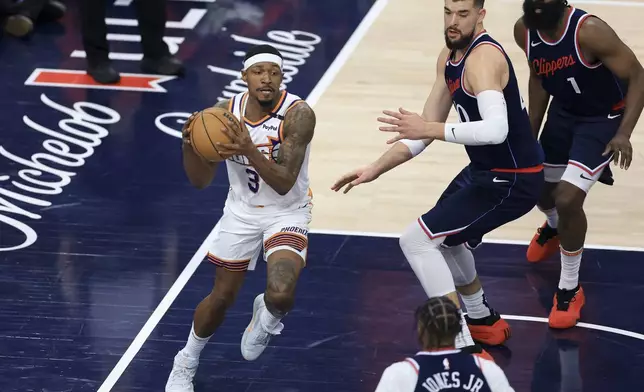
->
xmin=260 ymin=300 xmax=283 ymax=330
xmin=461 ymin=289 xmax=491 ymax=319
xmin=559 ymin=247 xmax=582 ymax=290
xmin=400 ymin=221 xmax=457 ymax=298
xmin=455 ymin=311 xmax=475 ymax=349
xmin=180 ymin=322 xmax=212 ymax=359
xmin=540 ymin=207 xmax=559 ymax=229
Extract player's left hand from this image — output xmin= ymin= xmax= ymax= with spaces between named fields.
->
xmin=216 ymin=118 xmax=255 ymax=156
xmin=181 ymin=112 xmax=199 ymax=146
xmin=378 ymin=108 xmax=432 ymax=143
xmin=603 ymin=133 xmax=633 ymax=170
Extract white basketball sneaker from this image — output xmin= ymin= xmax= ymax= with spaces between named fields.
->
xmin=241 ymin=293 xmax=284 ymax=361
xmin=165 ymin=351 xmax=199 ymax=392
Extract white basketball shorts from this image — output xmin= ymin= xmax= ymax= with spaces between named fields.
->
xmin=206 ymin=193 xmax=312 ymax=271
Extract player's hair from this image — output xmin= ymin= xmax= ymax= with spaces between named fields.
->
xmin=243 ymin=44 xmax=283 ymax=62
xmin=415 ymin=297 xmax=462 ymax=349
xmin=452 ymin=0 xmax=484 ymax=8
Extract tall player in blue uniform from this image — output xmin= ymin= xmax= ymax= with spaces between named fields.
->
xmin=514 ymin=0 xmax=644 ymax=329
xmin=374 ymin=297 xmax=514 ymax=392
xmin=333 ymin=0 xmax=543 ymax=356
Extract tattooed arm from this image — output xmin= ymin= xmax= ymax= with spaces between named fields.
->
xmin=182 ymin=99 xmax=229 ymax=189
xmin=245 ymin=102 xmax=316 ymax=195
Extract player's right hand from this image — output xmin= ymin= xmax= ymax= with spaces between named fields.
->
xmin=182 ymin=112 xmax=198 ymax=146
xmin=331 ymin=165 xmax=380 ymax=194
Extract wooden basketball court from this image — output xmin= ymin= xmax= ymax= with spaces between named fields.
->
xmin=309 ymin=0 xmax=644 ymax=248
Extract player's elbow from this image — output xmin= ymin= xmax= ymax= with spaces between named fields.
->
xmin=186 ymin=172 xmax=213 ymax=189
xmin=275 ymin=177 xmax=297 ymax=195
xmin=476 ymin=90 xmax=509 ymax=145
xmin=482 ymin=118 xmax=509 ymax=145
xmin=183 ymin=164 xmax=215 ymax=189
xmin=190 ymin=179 xmax=211 ymax=189
xmin=275 ymin=188 xmax=290 ymax=196
xmin=183 ymin=145 xmax=216 ymax=189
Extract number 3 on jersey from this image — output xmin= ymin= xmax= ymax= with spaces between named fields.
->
xmin=246 ymin=168 xmax=259 ymax=193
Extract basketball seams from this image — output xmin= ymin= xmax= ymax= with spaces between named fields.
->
xmin=190 ymin=107 xmax=242 ymax=162
xmin=189 ymin=114 xmax=210 ymax=162
xmin=202 ymin=112 xmax=225 ymax=161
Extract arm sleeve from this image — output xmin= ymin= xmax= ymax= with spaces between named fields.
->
xmin=443 ymin=90 xmax=509 ymax=146
xmin=476 ymin=357 xmax=516 ymax=392
xmin=374 ymin=360 xmax=419 ymax=392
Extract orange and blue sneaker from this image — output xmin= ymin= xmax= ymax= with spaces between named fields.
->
xmin=549 ymin=285 xmax=585 ymax=329
xmin=527 ymin=222 xmax=559 ymax=263
xmin=466 ymin=310 xmax=511 ymax=346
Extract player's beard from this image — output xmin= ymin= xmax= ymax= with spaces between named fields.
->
xmin=255 ymin=90 xmax=278 ymax=108
xmin=444 ymin=29 xmax=475 ymax=51
xmin=258 ymin=98 xmax=274 ymax=108
xmin=522 ymin=0 xmax=567 ymax=31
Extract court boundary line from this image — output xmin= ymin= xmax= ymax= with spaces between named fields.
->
xmin=95 ymin=0 xmax=390 ymax=390
xmin=309 ymin=228 xmax=644 ymax=253
xmin=499 ymin=315 xmax=644 ymax=341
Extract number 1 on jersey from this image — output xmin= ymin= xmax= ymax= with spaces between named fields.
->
xmin=567 ymin=77 xmax=582 ymax=94
xmin=246 ymin=168 xmax=259 ymax=193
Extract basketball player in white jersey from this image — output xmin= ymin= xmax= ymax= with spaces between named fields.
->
xmin=375 ymin=297 xmax=514 ymax=392
xmin=165 ymin=44 xmax=316 ymax=392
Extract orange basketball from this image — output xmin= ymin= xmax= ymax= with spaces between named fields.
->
xmin=189 ymin=107 xmax=241 ymax=162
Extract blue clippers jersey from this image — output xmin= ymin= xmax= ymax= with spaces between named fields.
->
xmin=527 ymin=7 xmax=626 ymax=116
xmin=410 ymin=350 xmax=492 ymax=392
xmin=445 ymin=31 xmax=543 ymax=171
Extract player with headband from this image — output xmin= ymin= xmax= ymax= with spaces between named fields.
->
xmin=166 ymin=44 xmax=316 ymax=392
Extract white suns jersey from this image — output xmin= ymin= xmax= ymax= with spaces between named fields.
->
xmin=225 ymin=90 xmax=312 ymax=208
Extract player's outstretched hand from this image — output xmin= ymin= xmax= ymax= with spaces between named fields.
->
xmin=378 ymin=107 xmax=428 ymax=143
xmin=603 ymin=133 xmax=633 ymax=170
xmin=181 ymin=112 xmax=199 ymax=146
xmin=331 ymin=165 xmax=380 ymax=194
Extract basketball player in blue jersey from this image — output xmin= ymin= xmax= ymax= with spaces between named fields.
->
xmin=514 ymin=0 xmax=644 ymax=329
xmin=375 ymin=297 xmax=515 ymax=392
xmin=333 ymin=0 xmax=543 ymax=357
